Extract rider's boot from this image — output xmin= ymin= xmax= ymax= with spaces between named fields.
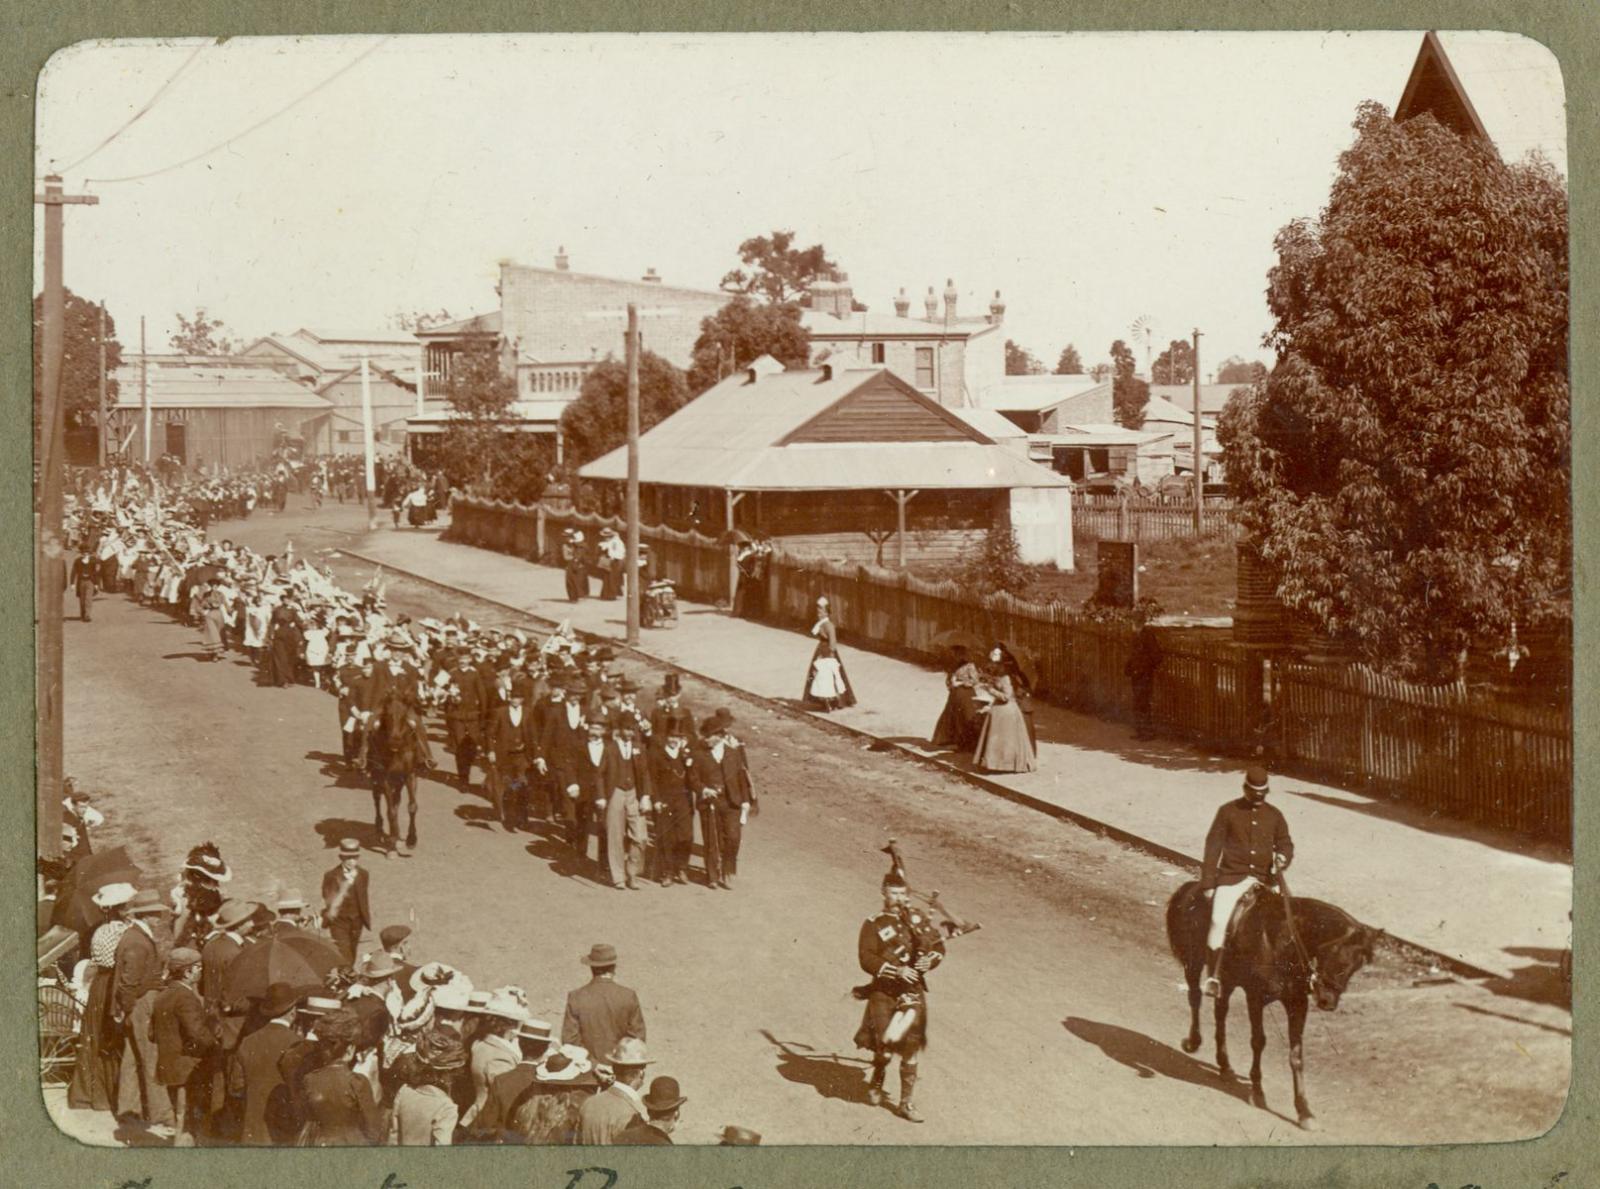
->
xmin=1202 ymin=948 xmax=1222 ymax=997
xmin=865 ymin=1056 xmax=888 ymax=1107
xmin=897 ymin=1062 xmax=923 ymax=1123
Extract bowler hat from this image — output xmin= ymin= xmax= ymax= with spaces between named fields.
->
xmin=617 ymin=679 xmax=640 ymax=695
xmin=606 ymin=1037 xmax=653 ymax=1068
xmin=581 ymin=943 xmax=618 ymax=967
xmin=259 ymin=981 xmax=305 ymax=1019
xmin=641 ymin=1076 xmax=687 ymax=1113
xmin=1243 ymin=765 xmax=1271 ymax=792
xmin=379 ymin=924 xmax=411 ymax=949
xmin=718 ymin=1125 xmax=762 ymax=1145
xmin=338 ymin=838 xmax=361 ymax=859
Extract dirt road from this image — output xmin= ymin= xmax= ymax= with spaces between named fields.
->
xmin=53 ymin=501 xmax=1570 ymax=1146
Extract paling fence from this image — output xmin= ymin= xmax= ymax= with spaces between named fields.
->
xmin=448 ymin=497 xmax=1572 ymax=842
xmin=1071 ymin=493 xmax=1241 ymax=541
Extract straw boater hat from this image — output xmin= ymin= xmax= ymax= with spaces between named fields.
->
xmin=91 ymin=882 xmax=136 ymax=910
xmin=517 ymin=1017 xmax=553 ymax=1044
xmin=276 ymin=890 xmax=307 ymax=913
xmin=338 ymin=838 xmax=361 ymax=860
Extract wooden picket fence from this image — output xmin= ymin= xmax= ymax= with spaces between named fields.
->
xmin=446 ymin=496 xmax=1571 ymax=842
xmin=1072 ymin=493 xmax=1240 ymax=541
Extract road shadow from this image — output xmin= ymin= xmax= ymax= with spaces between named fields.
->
xmin=305 ymin=750 xmax=368 ymax=790
xmin=1475 ymin=952 xmax=1571 ymax=1010
xmin=454 ymin=803 xmax=501 ymax=831
xmin=312 ymin=816 xmax=387 ymax=856
xmin=1062 ymin=1017 xmax=1297 ymax=1125
xmin=160 ymin=651 xmax=216 ymax=663
xmin=1290 ymin=790 xmax=1570 ymax=863
xmin=523 ymin=833 xmax=611 ymax=887
xmin=1453 ymin=1001 xmax=1571 ymax=1038
xmin=758 ymin=1030 xmax=873 ymax=1105
xmin=112 ymin=1118 xmax=177 ymax=1147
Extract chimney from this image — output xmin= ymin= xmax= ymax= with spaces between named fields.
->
xmin=989 ymin=289 xmax=1006 ymax=324
xmin=641 ymin=267 xmax=662 ymax=284
xmin=893 ymin=287 xmax=910 ymax=318
xmin=555 ymin=245 xmax=570 ymax=271
xmin=923 ymin=285 xmax=939 ymax=320
xmin=807 ymin=270 xmax=852 ymax=317
xmin=943 ymin=278 xmax=958 ymax=323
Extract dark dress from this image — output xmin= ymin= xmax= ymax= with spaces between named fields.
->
xmin=931 ymin=662 xmax=984 ymax=751
xmin=801 ymin=616 xmax=856 ymax=709
xmin=266 ymin=611 xmax=303 ymax=687
xmin=67 ymin=922 xmax=129 ymax=1112
xmin=299 ymin=1062 xmax=384 ymax=1146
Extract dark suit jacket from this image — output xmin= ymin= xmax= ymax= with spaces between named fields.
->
xmin=646 ymin=742 xmax=693 ymax=813
xmin=488 ymin=705 xmax=540 ymax=766
xmin=1200 ymin=797 xmax=1293 ymax=890
xmin=689 ymin=743 xmax=729 ymax=801
xmin=321 ymin=866 xmax=372 ymax=931
xmin=150 ymin=980 xmax=220 ymax=1087
xmin=112 ymin=923 xmax=162 ymax=1018
xmin=300 ymin=1063 xmax=384 ymax=1146
xmin=615 ymin=1116 xmax=674 ymax=1145
xmin=538 ymin=703 xmax=588 ymax=789
xmin=445 ymin=667 xmax=487 ymax=727
xmin=470 ymin=1061 xmax=539 ymax=1141
xmin=561 ymin=977 xmax=645 ymax=1063
xmin=234 ymin=1019 xmax=299 ymax=1145
xmin=582 ymin=740 xmax=653 ymax=803
xmin=719 ymin=744 xmax=754 ymax=807
xmin=200 ymin=931 xmax=247 ymax=1047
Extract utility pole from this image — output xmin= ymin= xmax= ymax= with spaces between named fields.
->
xmin=1192 ymin=328 xmax=1204 ymax=533
xmin=360 ymin=352 xmax=379 ymax=530
xmin=96 ymin=303 xmax=107 ymax=468
xmin=625 ymin=303 xmax=641 ymax=645
xmin=34 ymin=173 xmax=98 ymax=862
xmin=140 ymin=316 xmax=150 ymax=465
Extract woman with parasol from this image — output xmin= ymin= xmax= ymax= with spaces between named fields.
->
xmin=801 ymin=596 xmax=856 ymax=711
xmin=930 ymin=637 xmax=986 ymax=753
xmin=973 ymin=644 xmax=1037 ymax=773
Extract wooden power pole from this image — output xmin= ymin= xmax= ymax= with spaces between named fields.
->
xmin=96 ymin=303 xmax=107 ymax=468
xmin=625 ymin=303 xmax=641 ymax=645
xmin=34 ymin=173 xmax=98 ymax=860
xmin=1191 ymin=328 xmax=1204 ymax=534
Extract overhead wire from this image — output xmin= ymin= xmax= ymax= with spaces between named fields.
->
xmin=85 ymin=37 xmax=390 ymax=186
xmin=55 ymin=40 xmax=210 ymax=175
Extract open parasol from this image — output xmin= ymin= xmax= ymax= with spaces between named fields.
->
xmin=999 ymin=640 xmax=1042 ymax=690
xmin=223 ymin=928 xmax=345 ymax=1002
xmin=930 ymin=629 xmax=988 ymax=657
xmin=52 ymin=845 xmax=145 ymax=937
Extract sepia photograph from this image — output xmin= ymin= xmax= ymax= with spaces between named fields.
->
xmin=30 ymin=29 xmax=1571 ymax=1153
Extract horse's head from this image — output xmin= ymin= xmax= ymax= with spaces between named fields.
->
xmin=1311 ymin=923 xmax=1380 ymax=1011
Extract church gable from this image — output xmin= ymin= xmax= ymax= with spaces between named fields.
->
xmin=779 ymin=371 xmax=989 ymax=446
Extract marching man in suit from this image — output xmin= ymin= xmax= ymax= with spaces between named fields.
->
xmin=487 ymin=686 xmax=540 ymax=832
xmin=321 ymin=839 xmax=372 ymax=965
xmin=540 ymin=677 xmax=590 ymax=851
xmin=645 ymin=714 xmax=695 ymax=885
xmin=600 ymin=721 xmax=653 ymax=891
xmin=443 ymin=650 xmax=488 ymax=790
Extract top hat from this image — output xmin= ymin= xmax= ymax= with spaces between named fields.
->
xmin=260 ymin=981 xmax=305 ymax=1019
xmin=379 ymin=924 xmax=411 ymax=949
xmin=718 ymin=1125 xmax=762 ymax=1145
xmin=581 ymin=942 xmax=619 ymax=968
xmin=91 ymin=881 xmax=136 ymax=909
xmin=1243 ymin=765 xmax=1271 ymax=793
xmin=606 ymin=1037 xmax=653 ymax=1068
xmin=641 ymin=1076 xmax=687 ymax=1113
xmin=338 ymin=838 xmax=361 ymax=859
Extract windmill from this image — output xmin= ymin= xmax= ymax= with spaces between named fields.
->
xmin=1130 ymin=315 xmax=1154 ymax=378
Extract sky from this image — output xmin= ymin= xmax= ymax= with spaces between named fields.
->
xmin=34 ymin=31 xmax=1566 ymax=375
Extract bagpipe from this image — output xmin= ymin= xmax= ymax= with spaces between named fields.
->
xmin=882 ymin=840 xmax=982 ymax=939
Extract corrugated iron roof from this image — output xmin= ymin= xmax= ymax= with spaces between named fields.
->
xmin=1148 ymin=383 xmax=1248 ymax=415
xmin=293 ymin=328 xmax=420 ymax=346
xmin=580 ymin=364 xmax=1068 ymax=491
xmin=978 ymin=377 xmax=1109 ymax=413
xmin=1044 ymin=425 xmax=1175 ymax=447
xmin=1137 ymin=393 xmax=1198 ymax=426
xmin=416 ymin=310 xmax=502 ymax=337
xmin=803 ymin=308 xmax=1000 ymax=340
xmin=949 ymin=406 xmax=1027 ymax=440
xmin=110 ymin=363 xmax=333 ymax=410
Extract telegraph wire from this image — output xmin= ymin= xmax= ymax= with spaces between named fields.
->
xmin=85 ymin=37 xmax=389 ymax=185
xmin=56 ymin=40 xmax=210 ymax=175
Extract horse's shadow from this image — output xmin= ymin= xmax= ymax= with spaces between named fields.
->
xmin=758 ymin=1029 xmax=873 ymax=1105
xmin=305 ymin=750 xmax=368 ymax=790
xmin=312 ymin=817 xmax=387 ymax=856
xmin=1062 ymin=1017 xmax=1297 ymax=1125
xmin=454 ymin=803 xmax=502 ymax=831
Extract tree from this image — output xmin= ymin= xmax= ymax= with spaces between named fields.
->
xmin=169 ymin=308 xmax=237 ymax=355
xmin=687 ymin=297 xmax=810 ymax=393
xmin=1088 ymin=362 xmax=1112 ymax=383
xmin=560 ymin=350 xmax=692 ymax=468
xmin=720 ymin=230 xmax=838 ymax=305
xmin=1054 ymin=344 xmax=1085 ymax=375
xmin=958 ymin=523 xmax=1030 ymax=598
xmin=1218 ymin=101 xmax=1569 ymax=681
xmin=1110 ymin=339 xmax=1149 ymax=429
xmin=33 ymin=288 xmax=121 ymax=428
xmin=1215 ymin=355 xmax=1268 ymax=384
xmin=435 ymin=340 xmax=553 ymax=501
xmin=1004 ymin=339 xmax=1046 ymax=376
xmin=1151 ymin=338 xmax=1195 ymax=385
xmin=388 ymin=307 xmax=454 ymax=332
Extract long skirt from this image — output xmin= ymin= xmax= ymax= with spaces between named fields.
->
xmin=802 ymin=646 xmax=856 ymax=708
xmin=974 ymin=699 xmax=1037 ymax=773
xmin=931 ymin=687 xmax=982 ymax=751
xmin=67 ymin=966 xmax=122 ymax=1112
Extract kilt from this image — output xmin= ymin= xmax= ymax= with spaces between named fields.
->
xmin=854 ymin=989 xmax=928 ymax=1057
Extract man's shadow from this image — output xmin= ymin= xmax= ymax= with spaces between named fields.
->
xmin=758 ymin=1029 xmax=874 ymax=1105
xmin=1062 ymin=1017 xmax=1297 ymax=1125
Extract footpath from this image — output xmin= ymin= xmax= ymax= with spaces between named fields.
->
xmin=344 ymin=524 xmax=1571 ymax=982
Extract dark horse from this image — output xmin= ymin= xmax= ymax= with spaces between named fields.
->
xmin=366 ymin=693 xmax=432 ymax=855
xmin=1165 ymin=879 xmax=1379 ymax=1130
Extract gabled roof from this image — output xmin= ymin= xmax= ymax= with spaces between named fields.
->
xmin=949 ymin=406 xmax=1028 ymax=440
xmin=1395 ymin=31 xmax=1566 ymax=174
xmin=1137 ymin=393 xmax=1198 ymax=427
xmin=416 ymin=310 xmax=502 ymax=338
xmin=580 ymin=364 xmax=1069 ymax=491
xmin=314 ymin=363 xmax=415 ymax=396
xmin=977 ymin=377 xmax=1109 ymax=414
xmin=1148 ymin=383 xmax=1248 ymax=416
xmin=293 ymin=328 xmax=419 ymax=347
xmin=803 ymin=307 xmax=1000 ymax=341
xmin=110 ymin=362 xmax=334 ymax=410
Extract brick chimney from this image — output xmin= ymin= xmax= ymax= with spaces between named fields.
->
xmin=923 ymin=285 xmax=939 ymax=320
xmin=808 ymin=270 xmax=853 ymax=317
xmin=943 ymin=278 xmax=958 ymax=323
xmin=641 ymin=267 xmax=662 ymax=284
xmin=555 ymin=246 xmax=569 ymax=271
xmin=988 ymin=289 xmax=1006 ymax=324
xmin=894 ymin=287 xmax=910 ymax=318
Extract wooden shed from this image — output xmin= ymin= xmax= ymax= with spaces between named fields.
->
xmin=579 ymin=357 xmax=1073 ymax=569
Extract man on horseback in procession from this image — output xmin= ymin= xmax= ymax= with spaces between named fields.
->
xmin=1198 ymin=764 xmax=1294 ymax=997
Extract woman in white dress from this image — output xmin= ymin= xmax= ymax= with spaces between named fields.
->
xmin=802 ymin=596 xmax=856 ymax=711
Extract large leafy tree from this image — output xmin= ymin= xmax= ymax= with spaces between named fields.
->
xmin=1215 ymin=355 xmax=1268 ymax=384
xmin=169 ymin=308 xmax=237 ymax=354
xmin=1110 ymin=339 xmax=1149 ymax=428
xmin=1151 ymin=338 xmax=1195 ymax=385
xmin=1054 ymin=344 xmax=1085 ymax=375
xmin=720 ymin=229 xmax=838 ymax=305
xmin=688 ymin=297 xmax=809 ymax=393
xmin=1004 ymin=339 xmax=1046 ymax=375
xmin=436 ymin=340 xmax=551 ymax=501
xmin=33 ymin=288 xmax=121 ymax=428
xmin=1219 ymin=101 xmax=1569 ymax=680
xmin=560 ymin=350 xmax=691 ymax=467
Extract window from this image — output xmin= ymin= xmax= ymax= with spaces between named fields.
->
xmin=338 ymin=431 xmax=353 ymax=443
xmin=914 ymin=347 xmax=935 ymax=390
xmin=871 ymin=342 xmax=886 ymax=364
